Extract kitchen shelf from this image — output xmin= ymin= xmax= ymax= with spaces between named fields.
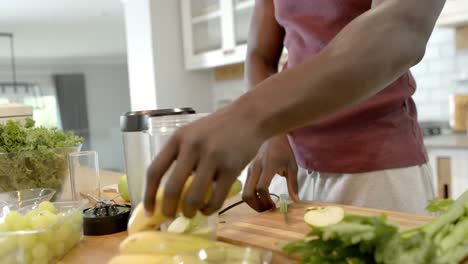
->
xmin=191 ymin=11 xmax=222 ymax=24
xmin=235 ymin=0 xmax=254 ymax=11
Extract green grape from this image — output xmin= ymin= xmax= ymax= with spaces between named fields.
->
xmin=0 ymin=253 xmax=16 ymax=264
xmin=31 ymin=243 xmax=48 ymax=260
xmin=37 ymin=229 xmax=54 ymax=245
xmin=17 ymin=233 xmax=37 ymax=250
xmin=41 ymin=211 xmax=59 ymax=226
xmin=71 ymin=211 xmax=83 ymax=225
xmin=30 ymin=211 xmax=58 ymax=230
xmin=30 ymin=219 xmax=48 ymax=230
xmin=38 ymin=201 xmax=55 ymax=213
xmin=56 ymin=222 xmax=72 ymax=242
xmin=53 ymin=242 xmax=65 ymax=258
xmin=65 ymin=230 xmax=81 ymax=250
xmin=14 ymin=215 xmax=30 ymax=231
xmin=0 ymin=222 xmax=7 ymax=232
xmin=5 ymin=211 xmax=29 ymax=231
xmin=26 ymin=210 xmax=40 ymax=219
xmin=73 ymin=219 xmax=83 ymax=232
xmin=32 ymin=256 xmax=49 ymax=264
xmin=0 ymin=235 xmax=17 ymax=255
xmin=21 ymin=252 xmax=33 ymax=264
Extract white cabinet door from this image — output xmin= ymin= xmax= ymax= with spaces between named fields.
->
xmin=427 ymin=148 xmax=468 ymax=200
xmin=232 ymin=0 xmax=254 ymax=46
xmin=437 ymin=0 xmax=468 ymax=27
xmin=181 ymin=0 xmax=255 ymax=70
xmin=181 ymin=0 xmax=225 ymax=69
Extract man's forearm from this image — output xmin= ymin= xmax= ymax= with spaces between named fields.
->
xmin=236 ymin=0 xmax=445 ymax=139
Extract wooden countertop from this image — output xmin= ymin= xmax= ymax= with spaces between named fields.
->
xmin=60 ymin=170 xmax=261 ymax=263
xmin=60 ymin=195 xmax=259 ymax=264
xmin=58 ymin=171 xmax=455 ymax=264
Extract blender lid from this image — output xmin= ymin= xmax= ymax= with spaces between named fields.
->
xmin=120 ymin=107 xmax=196 ymax=132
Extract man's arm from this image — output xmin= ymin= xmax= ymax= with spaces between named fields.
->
xmin=142 ymin=0 xmax=445 ymax=218
xmin=245 ymin=0 xmax=285 ymax=88
xmin=243 ymin=0 xmax=300 ymax=211
xmin=236 ymin=0 xmax=445 ymax=138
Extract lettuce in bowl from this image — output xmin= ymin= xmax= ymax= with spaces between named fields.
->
xmin=0 ymin=119 xmax=83 ymax=196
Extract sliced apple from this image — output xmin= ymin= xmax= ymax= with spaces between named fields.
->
xmin=303 ymin=206 xmax=345 ymax=228
xmin=167 ymin=215 xmax=193 ymax=234
xmin=167 ymin=212 xmax=209 ymax=234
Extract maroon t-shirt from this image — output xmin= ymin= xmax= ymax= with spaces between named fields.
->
xmin=274 ymin=0 xmax=427 ymax=173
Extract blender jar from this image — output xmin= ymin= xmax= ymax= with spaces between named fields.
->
xmin=121 ymin=108 xmax=197 ymax=208
xmin=148 ymin=113 xmax=208 ymax=184
xmin=149 ymin=113 xmax=218 ymax=238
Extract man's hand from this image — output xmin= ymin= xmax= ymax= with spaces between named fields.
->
xmin=243 ymin=135 xmax=299 ymax=212
xmin=143 ymin=104 xmax=265 ymax=219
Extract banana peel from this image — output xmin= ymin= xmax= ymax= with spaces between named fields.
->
xmin=127 ymin=178 xmax=242 ymax=234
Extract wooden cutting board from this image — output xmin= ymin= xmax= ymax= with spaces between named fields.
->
xmin=217 ymin=202 xmax=433 ymax=257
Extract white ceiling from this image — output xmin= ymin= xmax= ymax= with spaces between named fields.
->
xmin=0 ymin=0 xmax=127 ymax=61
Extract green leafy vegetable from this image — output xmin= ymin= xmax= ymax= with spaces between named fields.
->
xmin=426 ymin=197 xmax=455 ymax=213
xmin=281 ymin=190 xmax=468 ymax=264
xmin=0 ymin=118 xmax=83 ymax=193
xmin=282 ymin=215 xmax=398 ymax=264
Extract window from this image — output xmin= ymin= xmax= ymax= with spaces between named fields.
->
xmin=0 ymin=93 xmax=61 ymax=128
xmin=23 ymin=96 xmax=61 ymax=128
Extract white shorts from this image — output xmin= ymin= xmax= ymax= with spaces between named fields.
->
xmin=266 ymin=163 xmax=436 ymax=214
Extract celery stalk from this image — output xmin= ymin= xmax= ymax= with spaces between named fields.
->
xmin=455 ymin=190 xmax=468 ymax=208
xmin=436 ymin=242 xmax=468 ymax=264
xmin=422 ymin=204 xmax=464 ymax=238
xmin=439 ymin=218 xmax=468 ymax=251
xmin=433 ymin=224 xmax=453 ymax=245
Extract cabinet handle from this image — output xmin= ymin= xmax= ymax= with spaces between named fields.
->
xmin=223 ymin=49 xmax=235 ymax=55
xmin=437 ymin=157 xmax=451 ymax=199
xmin=443 ymin=184 xmax=449 ymax=199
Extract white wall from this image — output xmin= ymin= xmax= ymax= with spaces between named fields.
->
xmin=0 ymin=0 xmax=126 ymax=59
xmin=82 ymin=63 xmax=130 ymax=172
xmin=150 ymin=0 xmax=213 ymax=113
xmin=123 ymin=0 xmax=214 ymax=113
xmin=0 ymin=60 xmax=131 ymax=172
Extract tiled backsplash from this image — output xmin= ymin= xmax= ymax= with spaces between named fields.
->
xmin=411 ymin=27 xmax=467 ymax=121
xmin=213 ymin=27 xmax=466 ymax=122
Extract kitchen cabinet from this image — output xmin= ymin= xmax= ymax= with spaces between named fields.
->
xmin=437 ymin=0 xmax=468 ymax=27
xmin=426 ymin=148 xmax=468 ymax=200
xmin=181 ymin=0 xmax=255 ymax=70
xmin=424 ymin=134 xmax=468 ymax=200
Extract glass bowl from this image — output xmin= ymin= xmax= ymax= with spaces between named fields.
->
xmin=0 ymin=146 xmax=81 ymax=200
xmin=0 ymin=200 xmax=86 ymax=264
xmin=0 ymin=188 xmax=56 ymax=210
